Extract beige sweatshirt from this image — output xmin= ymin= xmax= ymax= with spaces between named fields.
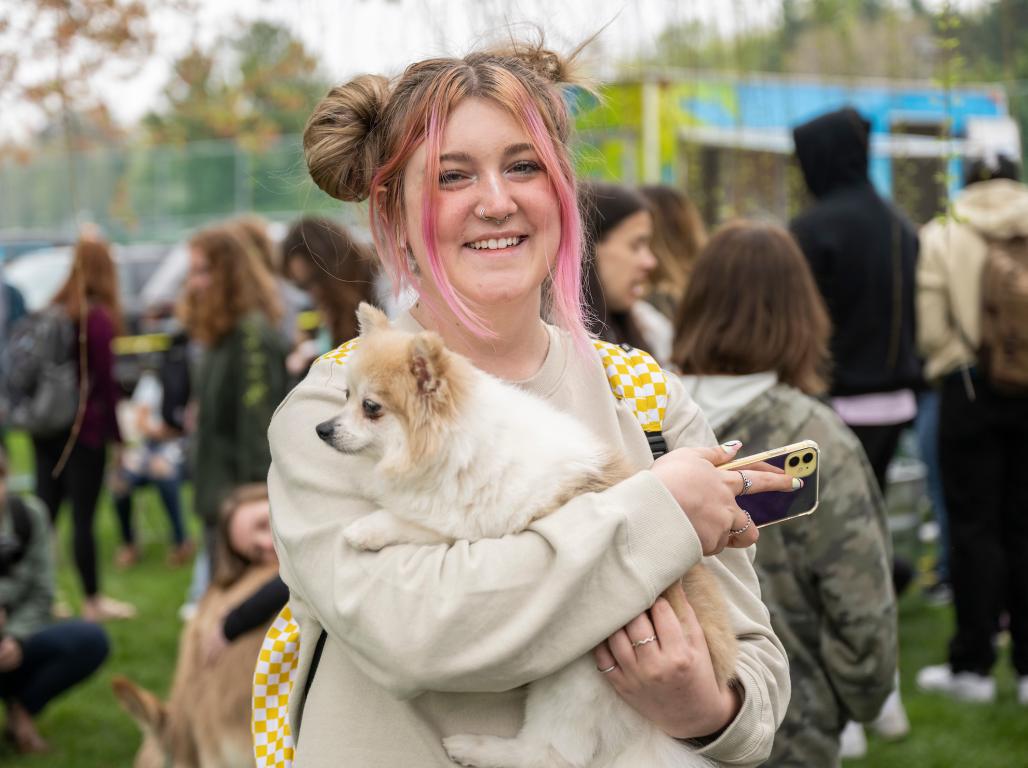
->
xmin=267 ymin=313 xmax=789 ymax=767
xmin=918 ymin=178 xmax=1028 ymax=381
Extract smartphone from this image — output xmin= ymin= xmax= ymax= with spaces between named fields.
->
xmin=721 ymin=440 xmax=820 ymax=528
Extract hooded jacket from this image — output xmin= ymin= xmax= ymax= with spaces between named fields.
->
xmin=790 ymin=108 xmax=922 ymax=396
xmin=917 ymin=178 xmax=1028 ymax=381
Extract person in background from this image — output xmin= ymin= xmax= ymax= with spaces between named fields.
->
xmin=915 ymin=155 xmax=1028 ymax=706
xmin=0 ymin=446 xmax=109 ymax=754
xmin=638 ymin=184 xmax=707 ymax=320
xmin=33 ymin=236 xmax=136 ymax=622
xmin=232 ymin=215 xmax=310 ymax=348
xmin=0 ymin=276 xmax=27 ymax=445
xmin=673 ymin=220 xmax=898 ymax=767
xmin=790 ymin=107 xmax=922 ymax=493
xmin=177 ymin=224 xmax=288 ymax=596
xmin=201 ymin=483 xmax=286 ymax=666
xmin=579 ymin=181 xmax=672 ymax=364
xmin=280 ymin=217 xmax=380 ymax=376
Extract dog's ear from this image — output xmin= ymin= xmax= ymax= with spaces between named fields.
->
xmin=356 ymin=302 xmax=390 ymax=336
xmin=408 ymin=332 xmax=448 ymax=397
xmin=113 ymin=676 xmax=168 ymax=736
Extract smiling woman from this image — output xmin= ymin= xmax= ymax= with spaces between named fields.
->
xmin=265 ymin=38 xmax=792 ymax=768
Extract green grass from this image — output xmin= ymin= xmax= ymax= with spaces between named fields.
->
xmin=2 ymin=432 xmax=1027 ymax=766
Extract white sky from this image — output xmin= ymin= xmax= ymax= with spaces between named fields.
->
xmin=0 ymin=0 xmax=990 ymax=142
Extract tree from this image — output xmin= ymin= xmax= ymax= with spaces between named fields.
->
xmin=144 ymin=20 xmax=327 ymax=147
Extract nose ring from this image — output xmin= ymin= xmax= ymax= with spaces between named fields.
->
xmin=477 ymin=207 xmax=513 ymax=225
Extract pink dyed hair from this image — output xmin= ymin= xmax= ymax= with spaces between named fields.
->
xmin=366 ymin=51 xmax=587 ymax=345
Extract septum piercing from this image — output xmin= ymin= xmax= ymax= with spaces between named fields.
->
xmin=477 ymin=207 xmax=513 ymax=225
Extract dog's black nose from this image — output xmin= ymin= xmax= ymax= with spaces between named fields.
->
xmin=315 ymin=420 xmax=336 ymax=442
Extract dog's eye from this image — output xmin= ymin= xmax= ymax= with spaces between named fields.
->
xmin=343 ymin=387 xmax=350 ymax=401
xmin=362 ymin=399 xmax=383 ymax=420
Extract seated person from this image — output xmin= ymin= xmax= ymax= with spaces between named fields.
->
xmin=201 ymin=484 xmax=286 ymax=664
xmin=0 ymin=447 xmax=110 ymax=753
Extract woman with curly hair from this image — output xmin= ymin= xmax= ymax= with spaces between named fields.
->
xmin=179 ymin=223 xmax=288 ymax=578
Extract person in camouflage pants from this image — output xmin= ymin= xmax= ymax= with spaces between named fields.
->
xmin=673 ymin=221 xmax=898 ymax=767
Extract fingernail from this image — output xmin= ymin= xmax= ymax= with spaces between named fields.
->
xmin=792 ymin=477 xmax=803 ymax=490
xmin=721 ymin=440 xmax=742 ymax=453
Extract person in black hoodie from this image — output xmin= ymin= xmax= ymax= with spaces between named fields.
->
xmin=790 ymin=107 xmax=922 ymax=494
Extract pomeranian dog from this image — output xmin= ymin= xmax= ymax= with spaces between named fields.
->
xmin=315 ymin=303 xmax=738 ymax=768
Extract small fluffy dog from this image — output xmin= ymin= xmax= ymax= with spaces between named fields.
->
xmin=316 ymin=304 xmax=737 ymax=768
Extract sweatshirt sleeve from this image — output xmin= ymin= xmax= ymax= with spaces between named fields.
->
xmin=87 ymin=306 xmax=122 ymax=443
xmin=916 ymin=221 xmax=954 ymax=360
xmin=268 ymin=358 xmax=704 ymax=698
xmin=660 ymin=376 xmax=791 ymax=766
xmin=806 ymin=428 xmax=898 ymax=723
xmin=4 ymin=501 xmax=55 ymax=642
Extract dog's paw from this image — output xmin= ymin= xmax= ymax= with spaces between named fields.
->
xmin=442 ymin=734 xmax=492 ymax=767
xmin=342 ymin=517 xmax=394 ymax=551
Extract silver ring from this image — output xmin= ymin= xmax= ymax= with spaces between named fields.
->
xmin=736 ymin=470 xmax=752 ymax=496
xmin=477 ymin=207 xmax=513 ymax=225
xmin=597 ymin=664 xmax=617 ymax=674
xmin=729 ymin=510 xmax=753 ymax=537
xmin=631 ymin=635 xmax=657 ymax=648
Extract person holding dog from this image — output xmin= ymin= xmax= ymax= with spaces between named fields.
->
xmin=268 ymin=40 xmax=794 ymax=767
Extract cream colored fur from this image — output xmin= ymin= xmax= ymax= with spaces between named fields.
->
xmin=316 ymin=304 xmax=737 ymax=768
xmin=113 ymin=563 xmax=279 ymax=768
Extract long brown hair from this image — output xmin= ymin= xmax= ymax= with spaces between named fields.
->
xmin=213 ymin=483 xmax=271 ymax=588
xmin=281 ymin=218 xmax=379 ymax=345
xmin=178 ymin=223 xmax=283 ymax=345
xmin=51 ymin=238 xmax=124 ymax=333
xmin=639 ymin=185 xmax=707 ymax=313
xmin=672 ymin=221 xmax=831 ymax=395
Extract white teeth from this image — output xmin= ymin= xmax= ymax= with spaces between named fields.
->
xmin=469 ymin=237 xmax=522 ymax=250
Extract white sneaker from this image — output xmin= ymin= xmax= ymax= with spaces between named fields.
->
xmin=1018 ymin=676 xmax=1028 ymax=706
xmin=839 ymin=720 xmax=867 ymax=760
xmin=916 ymin=664 xmax=996 ymax=703
xmin=871 ymin=689 xmax=910 ymax=740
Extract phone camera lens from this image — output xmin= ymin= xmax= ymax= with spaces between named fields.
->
xmin=789 ymin=456 xmax=800 ymax=467
xmin=803 ymin=453 xmax=813 ymax=463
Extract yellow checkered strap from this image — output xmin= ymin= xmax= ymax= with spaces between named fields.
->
xmin=252 ymin=606 xmax=300 ymax=768
xmin=252 ymin=336 xmax=670 ymax=768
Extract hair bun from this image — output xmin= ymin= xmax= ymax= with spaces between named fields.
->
xmin=303 ymin=74 xmax=390 ymax=202
xmin=513 ymin=45 xmax=571 ymax=84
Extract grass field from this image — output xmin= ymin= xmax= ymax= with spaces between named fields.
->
xmin=1 ymin=431 xmax=1026 ymax=767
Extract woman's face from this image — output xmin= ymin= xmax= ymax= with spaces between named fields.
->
xmin=228 ymin=499 xmax=277 ymax=566
xmin=187 ymin=247 xmax=213 ymax=297
xmin=595 ymin=210 xmax=657 ymax=312
xmin=401 ymin=97 xmax=562 ymax=316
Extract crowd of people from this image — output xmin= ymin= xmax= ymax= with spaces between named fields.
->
xmin=0 ymin=38 xmax=1024 ymax=767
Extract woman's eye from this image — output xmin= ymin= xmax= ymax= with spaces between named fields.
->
xmin=508 ymin=160 xmax=541 ymax=176
xmin=362 ymin=399 xmax=383 ymax=419
xmin=439 ymin=170 xmax=469 ymax=187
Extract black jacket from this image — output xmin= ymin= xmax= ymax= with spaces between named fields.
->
xmin=790 ymin=107 xmax=922 ymax=396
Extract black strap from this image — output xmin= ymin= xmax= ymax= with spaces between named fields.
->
xmin=293 ymin=628 xmax=328 ymax=745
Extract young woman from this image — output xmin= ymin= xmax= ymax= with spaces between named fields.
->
xmin=33 ymin=237 xmax=135 ymax=622
xmin=579 ymin=181 xmax=672 ymax=364
xmin=178 ymin=224 xmax=289 ymax=582
xmin=269 ymin=43 xmax=793 ymax=766
xmin=673 ymin=221 xmax=898 ymax=766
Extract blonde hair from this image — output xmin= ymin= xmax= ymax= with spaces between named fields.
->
xmin=303 ymin=41 xmax=590 ymax=343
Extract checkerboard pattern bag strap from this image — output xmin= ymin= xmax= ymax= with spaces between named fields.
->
xmin=592 ymin=339 xmax=669 ymax=457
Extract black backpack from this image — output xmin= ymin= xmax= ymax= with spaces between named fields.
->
xmin=1 ymin=307 xmax=79 ymax=436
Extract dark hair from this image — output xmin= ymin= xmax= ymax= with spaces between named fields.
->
xmin=579 ymin=182 xmax=651 ymax=350
xmin=964 ymin=154 xmax=1021 ymax=187
xmin=672 ymin=221 xmax=832 ymax=395
xmin=213 ymin=483 xmax=271 ymax=588
xmin=281 ymin=218 xmax=379 ymax=345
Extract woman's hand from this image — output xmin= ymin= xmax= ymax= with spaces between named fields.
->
xmin=0 ymin=636 xmax=24 ymax=673
xmin=593 ymin=583 xmax=740 ymax=740
xmin=651 ymin=441 xmax=796 ymax=555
